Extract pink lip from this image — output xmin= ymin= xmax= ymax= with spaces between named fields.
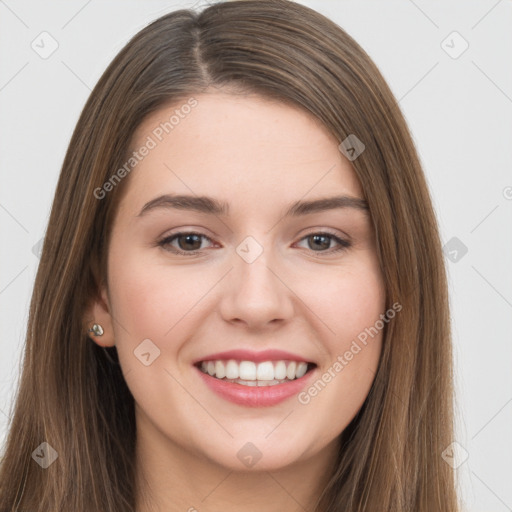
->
xmin=194 ymin=365 xmax=317 ymax=407
xmin=192 ymin=349 xmax=313 ymax=364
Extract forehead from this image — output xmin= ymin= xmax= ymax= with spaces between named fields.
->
xmin=123 ymin=92 xmax=364 ymax=213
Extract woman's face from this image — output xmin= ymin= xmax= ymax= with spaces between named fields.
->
xmin=92 ymin=91 xmax=386 ymax=472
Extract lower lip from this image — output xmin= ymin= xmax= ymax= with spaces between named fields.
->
xmin=195 ymin=365 xmax=316 ymax=407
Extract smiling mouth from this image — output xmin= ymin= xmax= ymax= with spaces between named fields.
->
xmin=196 ymin=359 xmax=317 ymax=387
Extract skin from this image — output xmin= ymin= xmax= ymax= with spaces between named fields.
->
xmin=86 ymin=91 xmax=386 ymax=512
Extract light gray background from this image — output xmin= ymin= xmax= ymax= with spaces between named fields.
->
xmin=1 ymin=1 xmax=511 ymax=510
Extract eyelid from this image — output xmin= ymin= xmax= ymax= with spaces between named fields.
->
xmin=296 ymin=226 xmax=350 ymax=243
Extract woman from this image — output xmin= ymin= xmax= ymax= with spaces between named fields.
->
xmin=0 ymin=1 xmax=460 ymax=510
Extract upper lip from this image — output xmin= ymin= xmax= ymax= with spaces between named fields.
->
xmin=193 ymin=349 xmax=315 ymax=365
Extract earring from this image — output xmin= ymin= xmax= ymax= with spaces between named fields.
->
xmin=88 ymin=324 xmax=104 ymax=337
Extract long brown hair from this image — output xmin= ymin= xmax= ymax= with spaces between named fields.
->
xmin=0 ymin=1 xmax=460 ymax=510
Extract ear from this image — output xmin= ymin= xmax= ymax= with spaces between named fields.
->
xmin=83 ymin=285 xmax=116 ymax=348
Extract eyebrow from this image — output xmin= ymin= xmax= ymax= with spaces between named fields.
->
xmin=137 ymin=193 xmax=370 ymax=218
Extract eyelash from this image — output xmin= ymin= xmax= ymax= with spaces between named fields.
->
xmin=157 ymin=230 xmax=351 ymax=256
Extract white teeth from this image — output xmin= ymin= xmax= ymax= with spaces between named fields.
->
xmin=225 ymin=360 xmax=239 ymax=379
xmin=228 ymin=378 xmax=289 ymax=387
xmin=198 ymin=359 xmax=312 ymax=382
xmin=274 ymin=360 xmax=287 ymax=380
xmin=239 ymin=361 xmax=257 ymax=380
xmin=256 ymin=361 xmax=274 ymax=380
xmin=296 ymin=362 xmax=308 ymax=378
xmin=286 ymin=361 xmax=297 ymax=380
xmin=215 ymin=360 xmax=226 ymax=379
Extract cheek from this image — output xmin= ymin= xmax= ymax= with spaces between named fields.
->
xmin=107 ymin=247 xmax=208 ymax=341
xmin=292 ymin=256 xmax=385 ymax=411
xmin=295 ymin=255 xmax=386 ymax=343
xmin=106 ymin=250 xmax=206 ymax=402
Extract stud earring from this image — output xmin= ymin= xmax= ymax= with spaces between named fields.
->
xmin=88 ymin=324 xmax=104 ymax=337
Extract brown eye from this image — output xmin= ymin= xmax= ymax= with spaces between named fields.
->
xmin=175 ymin=234 xmax=203 ymax=251
xmin=307 ymin=234 xmax=331 ymax=251
xmin=158 ymin=232 xmax=213 ymax=254
xmin=297 ymin=232 xmax=351 ymax=254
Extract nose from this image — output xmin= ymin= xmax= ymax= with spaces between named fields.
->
xmin=218 ymin=241 xmax=295 ymax=330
